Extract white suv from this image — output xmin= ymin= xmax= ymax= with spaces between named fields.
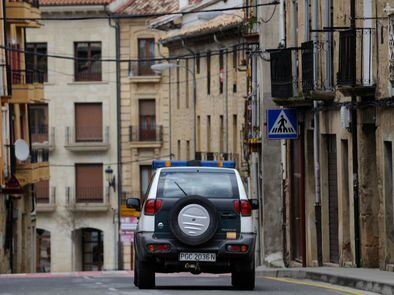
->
xmin=126 ymin=160 xmax=258 ymax=290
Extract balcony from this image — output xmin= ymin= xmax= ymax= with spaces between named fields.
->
xmin=32 ymin=126 xmax=55 ymax=151
xmin=66 ymin=186 xmax=110 ymax=212
xmin=64 ymin=126 xmax=110 ymax=152
xmin=14 ymin=149 xmax=49 ymax=187
xmin=128 ymin=61 xmax=161 ymax=83
xmin=337 ymin=29 xmax=375 ymax=96
xmin=10 ymin=69 xmax=45 ymax=104
xmin=5 ymin=0 xmax=41 ymax=28
xmin=129 ymin=125 xmax=163 ymax=148
xmin=36 ymin=185 xmax=56 ymax=212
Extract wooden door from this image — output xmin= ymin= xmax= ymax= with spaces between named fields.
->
xmin=290 ymin=125 xmax=306 ymax=265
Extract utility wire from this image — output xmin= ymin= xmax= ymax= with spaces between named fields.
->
xmin=0 ymin=2 xmax=279 ymax=21
xmin=1 ymin=42 xmax=250 ymax=63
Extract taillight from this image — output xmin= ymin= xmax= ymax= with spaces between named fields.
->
xmin=234 ymin=200 xmax=252 ymax=216
xmin=147 ymin=244 xmax=171 ymax=253
xmin=144 ymin=199 xmax=163 ymax=215
xmin=226 ymin=244 xmax=248 ymax=253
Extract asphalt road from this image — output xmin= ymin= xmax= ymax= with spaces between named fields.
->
xmin=0 ymin=272 xmax=376 ymax=295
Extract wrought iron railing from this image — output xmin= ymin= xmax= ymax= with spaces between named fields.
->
xmin=129 ymin=125 xmax=163 ymax=142
xmin=128 ymin=60 xmax=158 ymax=77
xmin=270 ymin=49 xmax=293 ymax=98
xmin=10 ymin=69 xmax=45 ymax=84
xmin=65 ymin=126 xmax=109 ymax=144
xmin=337 ymin=28 xmax=373 ymax=86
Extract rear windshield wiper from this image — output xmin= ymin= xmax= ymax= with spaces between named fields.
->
xmin=174 ymin=181 xmax=188 ymax=197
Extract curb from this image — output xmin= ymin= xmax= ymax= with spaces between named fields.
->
xmin=256 ymin=269 xmax=394 ymax=295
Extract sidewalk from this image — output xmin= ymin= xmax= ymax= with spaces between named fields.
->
xmin=256 ymin=267 xmax=394 ymax=295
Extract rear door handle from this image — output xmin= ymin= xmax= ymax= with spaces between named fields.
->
xmin=221 ymin=212 xmax=237 ymax=219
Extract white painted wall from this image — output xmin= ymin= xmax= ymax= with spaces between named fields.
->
xmin=27 ymin=13 xmax=118 ymax=272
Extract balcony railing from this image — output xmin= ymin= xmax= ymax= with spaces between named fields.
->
xmin=66 ymin=126 xmax=109 ymax=144
xmin=11 ymin=69 xmax=45 ymax=84
xmin=74 ymin=71 xmax=101 ymax=82
xmin=129 ymin=125 xmax=163 ymax=142
xmin=337 ymin=29 xmax=373 ymax=87
xmin=75 ymin=186 xmax=103 ymax=203
xmin=31 ymin=148 xmax=49 ymax=163
xmin=66 ymin=186 xmax=110 ymax=211
xmin=129 ymin=61 xmax=158 ymax=77
xmin=270 ymin=49 xmax=293 ymax=98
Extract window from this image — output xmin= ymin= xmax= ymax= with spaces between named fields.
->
xmin=75 ymin=103 xmax=102 ymax=142
xmin=219 ymin=50 xmax=224 ymax=94
xmin=8 ymin=43 xmax=21 ymax=84
xmin=138 ymin=38 xmax=155 ymax=75
xmin=140 ymin=165 xmax=153 ymax=198
xmin=176 ymin=60 xmax=180 ymax=109
xmin=26 ymin=43 xmax=48 ymax=82
xmin=384 ymin=141 xmax=393 ymax=225
xmin=207 ymin=115 xmax=211 ymax=151
xmin=139 ymin=100 xmax=156 ymax=141
xmin=186 ymin=140 xmax=190 ymax=160
xmin=177 ymin=140 xmax=181 ymax=160
xmin=233 ymin=46 xmax=237 ymax=93
xmin=29 ymin=104 xmax=48 ymax=144
xmin=75 ymin=164 xmax=103 ymax=203
xmin=185 ymin=59 xmax=189 ymax=108
xmin=74 ymin=42 xmax=101 ymax=81
xmin=197 ymin=116 xmax=201 ymax=151
xmin=157 ymin=170 xmax=239 ymax=199
xmin=220 ymin=115 xmax=224 ymax=153
xmin=196 ymin=53 xmax=200 ymax=74
xmin=207 ymin=51 xmax=211 ymax=95
xmin=233 ymin=115 xmax=238 ymax=153
xmin=35 ymin=180 xmax=49 ymax=203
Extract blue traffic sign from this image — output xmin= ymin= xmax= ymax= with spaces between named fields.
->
xmin=267 ymin=109 xmax=298 ymax=140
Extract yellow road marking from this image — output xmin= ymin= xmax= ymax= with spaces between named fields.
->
xmin=262 ymin=276 xmax=365 ymax=295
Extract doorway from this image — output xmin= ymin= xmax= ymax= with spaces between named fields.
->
xmin=36 ymin=229 xmax=51 ymax=273
xmin=290 ymin=125 xmax=306 ymax=266
xmin=81 ymin=228 xmax=103 ymax=271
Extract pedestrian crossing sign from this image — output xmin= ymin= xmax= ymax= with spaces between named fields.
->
xmin=267 ymin=109 xmax=298 ymax=139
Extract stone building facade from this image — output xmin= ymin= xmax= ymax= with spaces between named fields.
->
xmin=265 ymin=0 xmax=394 ymax=271
xmin=108 ymin=0 xmax=176 ymax=270
xmin=27 ymin=0 xmax=118 ymax=272
xmin=0 ymin=0 xmax=48 ymax=273
xmin=154 ymin=0 xmax=246 ymax=169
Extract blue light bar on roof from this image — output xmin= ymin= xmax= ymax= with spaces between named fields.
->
xmin=152 ymin=160 xmax=236 ymax=169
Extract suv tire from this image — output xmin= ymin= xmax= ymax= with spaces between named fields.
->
xmin=170 ymin=195 xmax=219 ymax=246
xmin=134 ymin=255 xmax=155 ymax=289
xmin=231 ymin=261 xmax=255 ymax=290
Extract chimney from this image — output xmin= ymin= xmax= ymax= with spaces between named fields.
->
xmin=179 ymin=0 xmax=189 ymax=9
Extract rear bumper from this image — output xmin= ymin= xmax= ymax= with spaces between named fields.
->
xmin=134 ymin=232 xmax=256 ymax=273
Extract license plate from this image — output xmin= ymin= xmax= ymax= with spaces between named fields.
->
xmin=179 ymin=252 xmax=216 ymax=262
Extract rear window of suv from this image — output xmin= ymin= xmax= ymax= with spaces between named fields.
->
xmin=157 ymin=170 xmax=239 ymax=199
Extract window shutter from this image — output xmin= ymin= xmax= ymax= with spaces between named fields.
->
xmin=75 ymin=103 xmax=102 ymax=141
xmin=76 ymin=164 xmax=103 ymax=203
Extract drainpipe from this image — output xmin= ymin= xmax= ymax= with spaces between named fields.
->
xmin=214 ymin=33 xmax=229 ymax=155
xmin=108 ymin=15 xmax=121 ymax=270
xmin=158 ymin=40 xmax=172 ymax=159
xmin=325 ymin=0 xmax=333 ymax=89
xmin=181 ymin=39 xmax=196 ymax=158
xmin=350 ymin=0 xmax=361 ymax=268
xmin=312 ymin=0 xmax=323 ymax=267
xmin=291 ymin=0 xmax=298 ymax=96
xmin=279 ymin=0 xmax=286 ymax=46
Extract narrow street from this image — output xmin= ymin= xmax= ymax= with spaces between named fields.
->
xmin=0 ymin=272 xmax=376 ymax=295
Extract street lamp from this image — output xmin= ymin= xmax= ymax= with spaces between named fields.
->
xmin=105 ymin=166 xmax=116 ymax=192
xmin=151 ymin=62 xmax=197 ymax=157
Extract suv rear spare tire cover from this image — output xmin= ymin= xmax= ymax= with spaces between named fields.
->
xmin=170 ymin=196 xmax=219 ymax=246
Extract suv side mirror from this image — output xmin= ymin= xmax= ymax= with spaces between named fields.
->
xmin=126 ymin=198 xmax=141 ymax=211
xmin=249 ymin=199 xmax=259 ymax=210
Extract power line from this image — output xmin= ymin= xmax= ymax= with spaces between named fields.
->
xmin=0 ymin=2 xmax=279 ymax=21
xmin=1 ymin=42 xmax=250 ymax=63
